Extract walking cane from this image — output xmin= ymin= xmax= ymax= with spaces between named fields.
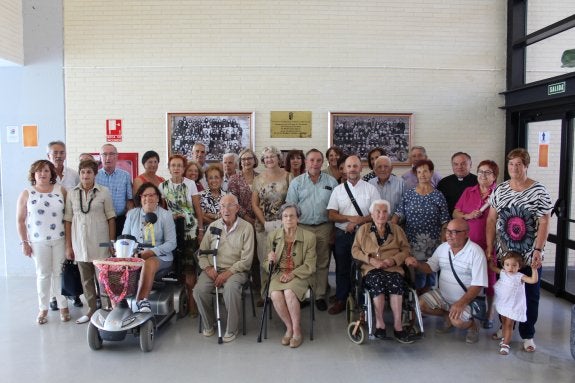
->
xmin=199 ymin=226 xmax=224 ymax=344
xmin=257 ymin=261 xmax=274 ymax=343
xmin=257 ymin=239 xmax=278 ymax=343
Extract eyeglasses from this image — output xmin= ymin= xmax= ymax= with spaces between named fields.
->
xmin=444 ymin=229 xmax=468 ymax=236
xmin=240 ymin=157 xmax=254 ymax=161
xmin=477 ymin=170 xmax=494 ymax=176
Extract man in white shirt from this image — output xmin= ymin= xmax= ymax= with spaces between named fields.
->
xmin=327 ymin=156 xmax=379 ymax=315
xmin=47 ymin=141 xmax=79 ymax=191
xmin=405 ymin=218 xmax=487 ymax=344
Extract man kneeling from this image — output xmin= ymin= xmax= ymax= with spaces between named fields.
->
xmin=194 ymin=194 xmax=254 ymax=343
xmin=405 ymin=218 xmax=487 ymax=343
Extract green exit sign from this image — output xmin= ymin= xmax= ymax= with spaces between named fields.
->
xmin=548 ymin=81 xmax=566 ymax=95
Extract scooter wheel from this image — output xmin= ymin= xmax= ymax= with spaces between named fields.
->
xmin=87 ymin=323 xmax=102 ymax=350
xmin=177 ymin=288 xmax=189 ymax=319
xmin=347 ymin=321 xmax=366 ymax=345
xmin=139 ymin=320 xmax=155 ymax=352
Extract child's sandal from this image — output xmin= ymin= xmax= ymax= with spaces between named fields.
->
xmin=499 ymin=343 xmax=510 ymax=355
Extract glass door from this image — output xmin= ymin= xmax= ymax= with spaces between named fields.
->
xmin=523 ymin=113 xmax=574 ymax=300
xmin=567 ymin=116 xmax=575 ymax=296
xmin=525 ymin=120 xmax=562 ymax=286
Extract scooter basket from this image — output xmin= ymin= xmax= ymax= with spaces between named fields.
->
xmin=94 ymin=258 xmax=145 ymax=305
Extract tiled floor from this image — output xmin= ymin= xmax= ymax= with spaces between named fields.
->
xmin=1 ymin=275 xmax=574 ymax=383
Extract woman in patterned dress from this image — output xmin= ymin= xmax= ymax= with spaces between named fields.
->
xmin=486 ymin=148 xmax=552 ymax=352
xmin=159 ymin=154 xmax=203 ymax=316
xmin=200 ymin=164 xmax=228 ymax=227
xmin=252 ymin=146 xmax=291 ymax=302
xmin=392 ymin=159 xmax=450 ymax=294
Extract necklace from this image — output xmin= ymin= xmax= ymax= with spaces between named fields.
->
xmin=79 ymin=188 xmax=96 ymax=214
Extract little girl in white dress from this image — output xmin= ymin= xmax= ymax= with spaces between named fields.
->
xmin=492 ymin=252 xmax=538 ymax=355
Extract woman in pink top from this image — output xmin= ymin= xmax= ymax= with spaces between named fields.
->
xmin=453 ymin=159 xmax=499 ymax=328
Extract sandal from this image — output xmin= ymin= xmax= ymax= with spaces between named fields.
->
xmin=523 ymin=338 xmax=536 ymax=352
xmin=499 ymin=343 xmax=510 ymax=355
xmin=60 ymin=308 xmax=71 ymax=322
xmin=37 ymin=310 xmax=48 ymax=325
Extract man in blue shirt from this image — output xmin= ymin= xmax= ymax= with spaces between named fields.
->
xmin=286 ymin=149 xmax=338 ymax=311
xmin=96 ymin=144 xmax=133 ymax=236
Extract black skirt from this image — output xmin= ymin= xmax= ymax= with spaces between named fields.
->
xmin=363 ymin=269 xmax=406 ymax=297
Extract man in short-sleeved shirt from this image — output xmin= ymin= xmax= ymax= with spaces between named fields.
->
xmin=286 ymin=149 xmax=338 ymax=311
xmin=95 ymin=144 xmax=133 ymax=236
xmin=405 ymin=218 xmax=487 ymax=344
xmin=327 ymin=155 xmax=379 ymax=315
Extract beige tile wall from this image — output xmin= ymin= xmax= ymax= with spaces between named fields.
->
xmin=0 ymin=0 xmax=23 ymax=65
xmin=63 ymin=0 xmax=507 ymax=179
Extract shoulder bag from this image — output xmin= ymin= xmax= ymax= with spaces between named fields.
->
xmin=447 ymin=251 xmax=486 ymax=321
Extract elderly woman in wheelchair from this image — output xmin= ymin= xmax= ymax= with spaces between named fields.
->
xmin=263 ymin=203 xmax=316 ymax=348
xmin=350 ymin=199 xmax=414 ymax=344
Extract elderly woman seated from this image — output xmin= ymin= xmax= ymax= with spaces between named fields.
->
xmin=123 ymin=182 xmax=177 ymax=312
xmin=263 ymin=203 xmax=316 ymax=348
xmin=351 ymin=199 xmax=414 ymax=344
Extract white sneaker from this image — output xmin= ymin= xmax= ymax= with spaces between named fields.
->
xmin=223 ymin=332 xmax=237 ymax=343
xmin=202 ymin=327 xmax=215 ymax=337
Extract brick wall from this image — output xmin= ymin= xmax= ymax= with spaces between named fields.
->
xmin=63 ymin=0 xmax=507 ymax=179
xmin=0 ymin=0 xmax=23 ymax=65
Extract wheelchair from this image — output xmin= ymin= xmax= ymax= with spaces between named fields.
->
xmin=345 ymin=259 xmax=424 ymax=344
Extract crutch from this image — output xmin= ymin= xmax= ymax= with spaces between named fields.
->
xmin=199 ymin=226 xmax=224 ymax=344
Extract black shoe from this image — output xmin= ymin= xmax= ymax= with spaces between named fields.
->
xmin=49 ymin=299 xmax=58 ymax=311
xmin=374 ymin=328 xmax=388 ymax=340
xmin=300 ymin=300 xmax=310 ymax=309
xmin=315 ymin=299 xmax=327 ymax=311
xmin=73 ymin=296 xmax=83 ymax=307
xmin=394 ymin=330 xmax=415 ymax=344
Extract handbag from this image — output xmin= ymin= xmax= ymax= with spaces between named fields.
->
xmin=61 ymin=260 xmax=83 ymax=297
xmin=447 ymin=251 xmax=487 ymax=322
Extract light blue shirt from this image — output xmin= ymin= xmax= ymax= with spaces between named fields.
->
xmin=122 ymin=207 xmax=176 ymax=262
xmin=402 ymin=168 xmax=442 ymax=189
xmin=286 ymin=172 xmax=338 ymax=225
xmin=96 ymin=168 xmax=133 ymax=215
xmin=368 ymin=174 xmax=405 ymax=215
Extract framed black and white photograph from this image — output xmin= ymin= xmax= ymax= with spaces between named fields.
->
xmin=328 ymin=112 xmax=413 ymax=165
xmin=167 ymin=112 xmax=255 ymax=162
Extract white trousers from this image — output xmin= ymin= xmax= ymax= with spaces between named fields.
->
xmin=30 ymin=238 xmax=68 ymax=311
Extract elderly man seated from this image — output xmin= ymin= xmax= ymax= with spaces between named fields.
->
xmin=405 ymin=218 xmax=487 ymax=344
xmin=193 ymin=194 xmax=255 ymax=343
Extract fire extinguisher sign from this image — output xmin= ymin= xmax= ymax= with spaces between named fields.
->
xmin=106 ymin=119 xmax=122 ymax=142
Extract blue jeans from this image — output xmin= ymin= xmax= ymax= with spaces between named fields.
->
xmin=334 ymin=229 xmax=355 ymax=302
xmin=518 ymin=265 xmax=541 ymax=340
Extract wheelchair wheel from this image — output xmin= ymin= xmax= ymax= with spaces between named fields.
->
xmin=346 ymin=296 xmax=356 ymax=324
xmin=347 ymin=321 xmax=366 ymax=345
xmin=87 ymin=323 xmax=102 ymax=350
xmin=139 ymin=320 xmax=155 ymax=352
